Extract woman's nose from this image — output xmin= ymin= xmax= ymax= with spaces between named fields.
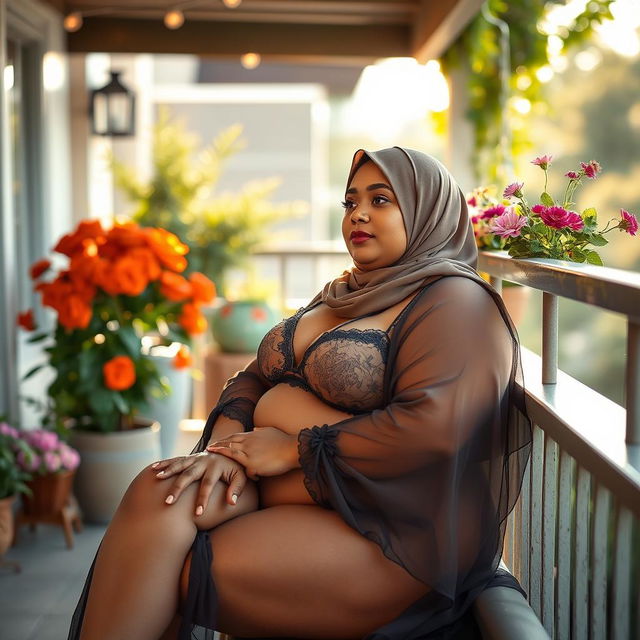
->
xmin=351 ymin=206 xmax=370 ymax=223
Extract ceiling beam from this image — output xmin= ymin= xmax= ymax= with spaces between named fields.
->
xmin=66 ymin=18 xmax=412 ymax=63
xmin=412 ymin=0 xmax=484 ymax=62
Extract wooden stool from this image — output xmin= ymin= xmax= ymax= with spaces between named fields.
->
xmin=14 ymin=490 xmax=83 ymax=549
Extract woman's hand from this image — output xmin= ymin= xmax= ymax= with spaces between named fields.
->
xmin=151 ymin=452 xmax=249 ymax=515
xmin=207 ymin=427 xmax=299 ymax=478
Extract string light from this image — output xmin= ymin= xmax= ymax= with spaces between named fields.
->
xmin=164 ymin=9 xmax=185 ymax=30
xmin=240 ymin=52 xmax=261 ymax=69
xmin=63 ymin=12 xmax=83 ymax=32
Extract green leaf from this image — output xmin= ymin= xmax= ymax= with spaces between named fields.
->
xmin=112 ymin=392 xmax=129 ymax=415
xmin=540 ymin=192 xmax=554 ymax=207
xmin=78 ymin=348 xmax=102 ymax=386
xmin=570 ymin=249 xmax=587 ymax=262
xmin=22 ymin=363 xmax=45 ymax=381
xmin=27 ymin=332 xmax=49 ymax=344
xmin=116 ymin=326 xmax=142 ymax=359
xmin=588 ymin=235 xmax=608 ymax=247
xmin=585 ymin=251 xmax=604 ymax=266
xmin=87 ymin=388 xmax=115 ymax=416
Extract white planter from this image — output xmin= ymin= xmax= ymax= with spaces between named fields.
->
xmin=142 ymin=351 xmax=192 ymax=458
xmin=69 ymin=419 xmax=161 ymax=524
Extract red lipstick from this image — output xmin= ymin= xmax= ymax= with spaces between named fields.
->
xmin=350 ymin=230 xmax=373 ymax=244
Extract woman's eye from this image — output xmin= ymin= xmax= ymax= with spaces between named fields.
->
xmin=341 ymin=200 xmax=356 ymax=211
xmin=372 ymin=195 xmax=389 ymax=205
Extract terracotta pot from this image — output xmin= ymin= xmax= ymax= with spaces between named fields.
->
xmin=0 ymin=496 xmax=15 ymax=556
xmin=501 ymin=286 xmax=531 ymax=328
xmin=68 ymin=418 xmax=161 ymax=524
xmin=22 ymin=469 xmax=75 ymax=518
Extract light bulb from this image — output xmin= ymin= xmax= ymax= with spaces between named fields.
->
xmin=223 ymin=0 xmax=242 ymax=8
xmin=164 ymin=9 xmax=185 ymax=30
xmin=63 ymin=12 xmax=83 ymax=32
xmin=241 ymin=52 xmax=261 ymax=69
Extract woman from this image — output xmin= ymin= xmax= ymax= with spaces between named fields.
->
xmin=69 ymin=147 xmax=531 ymax=640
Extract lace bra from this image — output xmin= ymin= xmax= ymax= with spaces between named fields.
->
xmin=257 ymin=302 xmax=404 ymax=413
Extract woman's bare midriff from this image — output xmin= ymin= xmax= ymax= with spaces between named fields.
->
xmin=254 ymin=383 xmax=353 ymax=507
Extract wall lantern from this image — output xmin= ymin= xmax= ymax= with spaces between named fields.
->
xmin=89 ymin=71 xmax=135 ymax=136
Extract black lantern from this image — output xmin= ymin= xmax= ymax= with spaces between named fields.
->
xmin=89 ymin=71 xmax=135 ymax=136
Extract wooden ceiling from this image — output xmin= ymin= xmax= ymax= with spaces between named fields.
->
xmin=44 ymin=0 xmax=483 ymax=63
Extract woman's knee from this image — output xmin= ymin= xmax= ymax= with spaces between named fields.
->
xmin=118 ymin=465 xmax=174 ymax=516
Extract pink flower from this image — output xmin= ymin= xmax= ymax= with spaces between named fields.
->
xmin=540 ymin=206 xmax=584 ymax=231
xmin=489 ymin=211 xmax=528 ymax=238
xmin=565 ymin=171 xmax=579 ymax=180
xmin=481 ymin=204 xmax=507 ymax=219
xmin=471 ymin=215 xmax=480 ymax=224
xmin=619 ymin=209 xmax=638 ymax=236
xmin=503 ymin=182 xmax=524 ymax=199
xmin=532 ymin=155 xmax=553 ymax=169
xmin=0 ymin=422 xmax=19 ymax=438
xmin=580 ymin=160 xmax=601 ymax=179
xmin=467 ymin=196 xmax=477 ymax=207
xmin=25 ymin=429 xmax=59 ymax=452
xmin=43 ymin=451 xmax=62 ymax=473
xmin=59 ymin=444 xmax=80 ymax=470
xmin=17 ymin=449 xmax=40 ymax=473
xmin=531 ymin=204 xmax=547 ymax=215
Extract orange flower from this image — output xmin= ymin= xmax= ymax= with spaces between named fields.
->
xmin=159 ymin=271 xmax=192 ymax=301
xmin=103 ymin=355 xmax=136 ymax=391
xmin=36 ymin=275 xmax=73 ymax=312
xmin=189 ymin=272 xmax=216 ymax=304
xmin=17 ymin=310 xmax=36 ymax=331
xmin=30 ymin=259 xmax=51 ymax=280
xmin=57 ymin=294 xmax=93 ymax=330
xmin=111 ymin=256 xmax=149 ymax=296
xmin=54 ymin=220 xmax=105 ymax=257
xmin=179 ymin=303 xmax=207 ymax=335
xmin=128 ymin=247 xmax=161 ymax=282
xmin=106 ymin=222 xmax=147 ymax=249
xmin=172 ymin=345 xmax=193 ymax=369
xmin=143 ymin=228 xmax=188 ymax=273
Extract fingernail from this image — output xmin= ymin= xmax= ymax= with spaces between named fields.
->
xmin=165 ymin=495 xmax=174 ymax=505
xmin=231 ymin=494 xmax=238 ymax=505
xmin=151 ymin=462 xmax=159 ymax=468
xmin=156 ymin=471 xmax=165 ymax=476
xmin=195 ymin=505 xmax=203 ymax=516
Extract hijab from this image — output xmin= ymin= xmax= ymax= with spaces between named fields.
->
xmin=316 ymin=147 xmax=489 ymax=318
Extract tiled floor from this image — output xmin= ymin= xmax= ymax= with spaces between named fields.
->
xmin=0 ymin=521 xmax=105 ymax=640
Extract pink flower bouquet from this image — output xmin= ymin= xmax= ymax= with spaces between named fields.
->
xmin=17 ymin=429 xmax=80 ymax=476
xmin=480 ymin=156 xmax=638 ymax=265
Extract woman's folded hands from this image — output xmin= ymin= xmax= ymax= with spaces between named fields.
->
xmin=151 ymin=427 xmax=300 ymax=516
xmin=207 ymin=426 xmax=300 ymax=479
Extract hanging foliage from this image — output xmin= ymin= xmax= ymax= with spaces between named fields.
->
xmin=441 ymin=0 xmax=616 ymax=183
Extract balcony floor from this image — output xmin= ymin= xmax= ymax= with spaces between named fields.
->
xmin=0 ymin=522 xmax=106 ymax=640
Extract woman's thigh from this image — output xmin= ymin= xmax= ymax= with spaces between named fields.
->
xmin=210 ymin=505 xmax=429 ymax=639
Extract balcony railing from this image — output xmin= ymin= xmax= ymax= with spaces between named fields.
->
xmin=254 ymin=245 xmax=640 ymax=639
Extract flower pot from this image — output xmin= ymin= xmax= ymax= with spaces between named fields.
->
xmin=22 ymin=470 xmax=75 ymax=518
xmin=210 ymin=299 xmax=279 ymax=354
xmin=68 ymin=418 xmax=161 ymax=524
xmin=141 ymin=351 xmax=192 ymax=459
xmin=501 ymin=285 xmax=531 ymax=328
xmin=0 ymin=496 xmax=15 ymax=556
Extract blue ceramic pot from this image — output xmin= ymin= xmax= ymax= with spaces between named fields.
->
xmin=211 ymin=300 xmax=279 ymax=354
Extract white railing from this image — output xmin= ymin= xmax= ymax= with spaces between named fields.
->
xmin=479 ymin=251 xmax=640 ymax=640
xmin=253 ymin=245 xmax=640 ymax=639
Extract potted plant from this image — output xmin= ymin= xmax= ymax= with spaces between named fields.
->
xmin=17 ymin=219 xmax=215 ymax=522
xmin=0 ymin=422 xmax=33 ymax=569
xmin=13 ymin=429 xmax=81 ymax=548
xmin=110 ymin=111 xmax=299 ymax=352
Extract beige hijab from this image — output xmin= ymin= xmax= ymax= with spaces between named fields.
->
xmin=316 ymin=147 xmax=486 ymax=318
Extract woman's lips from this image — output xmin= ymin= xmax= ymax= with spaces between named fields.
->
xmin=350 ymin=231 xmax=373 ymax=244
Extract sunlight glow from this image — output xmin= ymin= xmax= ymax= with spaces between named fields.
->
xmin=3 ymin=64 xmax=14 ymax=91
xmin=346 ymin=58 xmax=449 ymax=140
xmin=511 ymin=97 xmax=532 ymax=115
xmin=575 ymin=48 xmax=603 ymax=71
xmin=43 ymin=52 xmax=66 ymax=91
xmin=536 ymin=65 xmax=555 ymax=83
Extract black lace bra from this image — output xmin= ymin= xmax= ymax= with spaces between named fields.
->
xmin=257 ymin=302 xmax=404 ymax=414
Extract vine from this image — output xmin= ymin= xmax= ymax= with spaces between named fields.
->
xmin=441 ymin=0 xmax=616 ymax=183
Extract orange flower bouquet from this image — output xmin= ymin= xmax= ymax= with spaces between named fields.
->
xmin=18 ymin=220 xmax=215 ymax=432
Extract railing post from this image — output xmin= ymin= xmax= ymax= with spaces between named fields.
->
xmin=542 ymin=292 xmax=558 ymax=384
xmin=626 ymin=318 xmax=640 ymax=445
